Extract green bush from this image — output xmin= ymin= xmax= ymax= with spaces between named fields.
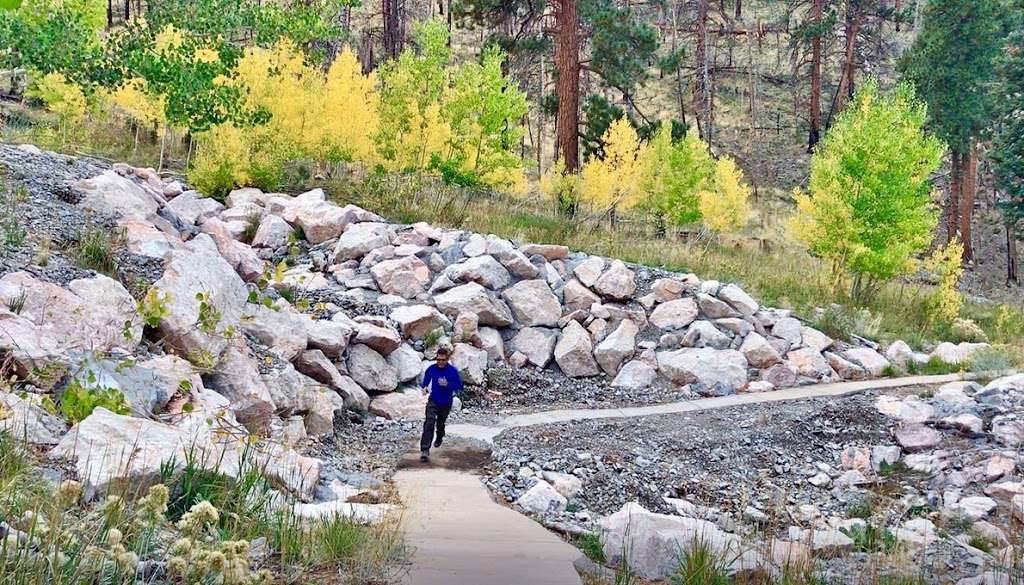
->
xmin=840 ymin=523 xmax=898 ymax=553
xmin=59 ymin=376 xmax=130 ymax=423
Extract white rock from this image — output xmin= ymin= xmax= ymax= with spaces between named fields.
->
xmin=771 ymin=317 xmax=804 ymax=347
xmin=433 ymin=283 xmax=513 ymax=327
xmin=651 ymin=278 xmax=686 ymax=302
xmin=511 ymin=327 xmax=559 ymax=368
xmin=520 ymin=244 xmax=569 ymax=260
xmin=650 ymin=298 xmax=699 ymax=330
xmin=599 ymin=502 xmax=744 ymax=581
xmin=842 ymin=347 xmax=890 ymax=377
xmin=516 ymin=480 xmax=567 ymax=515
xmin=739 ymin=332 xmax=782 ymax=368
xmin=0 ymin=392 xmax=68 ymax=445
xmin=717 ymin=284 xmax=759 ymax=316
xmin=73 ymin=170 xmax=161 ymax=220
xmin=446 ymin=255 xmax=511 ymax=290
xmin=152 ymin=234 xmax=247 ymax=359
xmin=681 ymin=320 xmax=731 ymax=349
xmin=985 ymin=373 xmax=1024 ymax=393
xmin=562 ymin=279 xmax=600 ymax=312
xmin=573 ymin=256 xmax=605 ymax=287
xmin=389 ymin=304 xmax=451 ymax=339
xmin=870 ymin=445 xmax=901 ymax=471
xmin=334 ymin=222 xmax=394 ymax=261
xmin=934 ymin=382 xmax=977 ymax=407
xmin=696 ymin=293 xmax=740 ymax=319
xmin=826 ymin=352 xmax=868 ymax=381
xmin=611 ymin=360 xmax=658 ymax=390
xmin=593 ymin=260 xmax=636 ymax=300
xmin=786 ymin=347 xmax=835 ymax=380
xmin=240 ymin=305 xmax=310 ymax=361
xmin=786 ymin=527 xmax=853 ymax=557
xmin=451 ymin=343 xmax=488 ymax=385
xmin=801 ymin=327 xmax=834 ymax=352
xmin=346 ymin=344 xmax=398 ymax=392
xmin=657 ymin=348 xmax=748 ymax=395
xmin=895 ymin=424 xmax=943 ymax=452
xmin=117 ymin=218 xmax=183 ymax=258
xmin=371 ymin=256 xmax=431 ymax=299
xmin=554 ymin=321 xmax=600 ymax=378
xmin=541 ymin=471 xmax=583 ymax=499
xmin=594 ymin=319 xmax=638 ymax=376
xmin=931 ymin=341 xmax=989 ymax=365
xmin=875 ymin=396 xmax=935 ymax=423
xmin=941 ymin=413 xmax=984 ymax=435
xmin=354 ymin=320 xmax=402 ymax=356
xmin=502 ymin=280 xmax=561 ymax=327
xmin=885 ymin=340 xmax=915 ymax=368
xmin=948 ymin=496 xmax=997 ymax=520
xmin=388 ymin=344 xmax=423 ymax=383
xmin=369 ymin=391 xmax=427 ymax=420
xmin=209 ymin=342 xmax=277 ymax=431
xmin=307 ymin=318 xmax=354 ymax=358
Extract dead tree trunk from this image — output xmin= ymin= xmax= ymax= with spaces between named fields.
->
xmin=694 ymin=0 xmax=712 ymax=146
xmin=808 ymin=0 xmax=823 ymax=151
xmin=1008 ymin=223 xmax=1020 ymax=285
xmin=554 ymin=0 xmax=581 ymax=173
xmin=827 ymin=0 xmax=861 ymax=126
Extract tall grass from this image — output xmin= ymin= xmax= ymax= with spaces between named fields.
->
xmin=0 ymin=432 xmax=406 ymax=585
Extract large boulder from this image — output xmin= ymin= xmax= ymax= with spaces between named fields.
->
xmin=346 ymin=344 xmax=398 ymax=392
xmin=786 ymin=347 xmax=835 ymax=380
xmin=369 ymin=391 xmax=428 ymax=420
xmin=573 ymin=256 xmax=605 ymax=287
xmin=240 ymin=305 xmax=310 ymax=361
xmin=516 ymin=480 xmax=567 ymax=515
xmin=681 ymin=321 xmax=731 ymax=350
xmin=117 ymin=218 xmax=183 ymax=259
xmin=771 ymin=318 xmax=803 ymax=347
xmin=307 ymin=318 xmax=354 ymax=358
xmin=895 ymin=423 xmax=943 ymax=452
xmin=68 ymin=353 xmax=196 ymax=416
xmin=511 ymin=327 xmax=559 ymax=368
xmin=353 ymin=319 xmax=402 ymax=356
xmin=520 ymin=244 xmax=569 ymax=260
xmin=73 ymin=170 xmax=161 ymax=220
xmin=593 ymin=260 xmax=636 ymax=300
xmin=697 ymin=293 xmax=740 ymax=319
xmin=739 ymin=332 xmax=782 ymax=368
xmin=594 ymin=319 xmax=638 ymax=376
xmin=932 ymin=342 xmax=989 ymax=365
xmin=287 ymin=191 xmax=360 ymax=244
xmin=252 ymin=214 xmax=292 ymax=248
xmin=562 ymin=279 xmax=601 ymax=312
xmin=611 ymin=360 xmax=657 ymax=390
xmin=433 ymin=283 xmax=513 ymax=327
xmin=389 ymin=305 xmax=451 ymax=339
xmin=717 ymin=284 xmax=759 ymax=316
xmin=370 ymin=256 xmax=431 ymax=299
xmin=599 ymin=503 xmax=746 ymax=581
xmin=0 ymin=392 xmax=68 ymax=446
xmin=650 ymin=298 xmax=699 ymax=330
xmin=445 ymin=255 xmax=511 ymax=290
xmin=334 ymin=222 xmax=394 ymax=261
xmin=387 ymin=344 xmax=424 ymax=383
xmin=207 ymin=342 xmax=277 ymax=432
xmin=502 ymin=280 xmax=561 ymax=327
xmin=843 ymin=347 xmax=890 ymax=377
xmin=657 ymin=348 xmax=748 ymax=395
xmin=801 ymin=327 xmax=834 ymax=353
xmin=451 ymin=343 xmax=488 ymax=385
xmin=554 ymin=321 xmax=600 ymax=377
xmin=0 ymin=272 xmax=140 ymax=374
xmin=152 ymin=234 xmax=248 ymax=360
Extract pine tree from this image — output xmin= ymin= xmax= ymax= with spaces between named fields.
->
xmin=899 ymin=0 xmax=1004 ymax=262
xmin=993 ymin=30 xmax=1024 ymax=284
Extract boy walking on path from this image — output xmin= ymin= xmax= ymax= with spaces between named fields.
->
xmin=419 ymin=347 xmax=462 ymax=462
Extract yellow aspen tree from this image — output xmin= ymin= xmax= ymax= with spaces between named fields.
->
xmin=580 ymin=117 xmax=646 ymax=219
xmin=699 ymin=156 xmax=751 ymax=234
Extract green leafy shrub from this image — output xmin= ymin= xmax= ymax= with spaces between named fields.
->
xmin=576 ymin=533 xmax=606 ymax=564
xmin=968 ymin=346 xmax=1015 ymax=373
xmin=74 ymin=225 xmax=124 ymax=275
xmin=950 ymin=318 xmax=988 ymax=343
xmin=840 ymin=523 xmax=898 ymax=553
xmin=670 ymin=540 xmax=731 ymax=585
xmin=59 ymin=376 xmax=130 ymax=423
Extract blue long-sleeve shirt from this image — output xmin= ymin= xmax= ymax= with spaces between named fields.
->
xmin=421 ymin=364 xmax=463 ymax=406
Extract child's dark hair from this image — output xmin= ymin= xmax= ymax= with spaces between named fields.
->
xmin=436 ymin=347 xmax=451 ymax=358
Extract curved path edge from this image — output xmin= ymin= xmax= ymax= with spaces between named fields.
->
xmin=448 ymin=373 xmax=964 ymax=443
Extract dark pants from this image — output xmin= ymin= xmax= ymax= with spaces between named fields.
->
xmin=420 ymin=400 xmax=452 ymax=453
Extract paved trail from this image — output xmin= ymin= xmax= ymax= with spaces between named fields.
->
xmin=395 ymin=373 xmax=961 ymax=585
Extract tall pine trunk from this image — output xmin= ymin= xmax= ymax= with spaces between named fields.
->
xmin=808 ymin=0 xmax=823 ymax=151
xmin=554 ymin=0 xmax=580 ymax=173
xmin=1007 ymin=224 xmax=1020 ymax=285
xmin=958 ymin=142 xmax=977 ymax=262
xmin=828 ymin=0 xmax=860 ymax=126
xmin=382 ymin=0 xmax=405 ymax=60
xmin=947 ymin=150 xmax=962 ymax=245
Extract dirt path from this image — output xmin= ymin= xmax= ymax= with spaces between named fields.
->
xmin=393 ymin=373 xmax=961 ymax=584
xmin=394 ymin=441 xmax=584 ymax=585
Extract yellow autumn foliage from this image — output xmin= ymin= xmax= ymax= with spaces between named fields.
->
xmin=924 ymin=237 xmax=965 ymax=323
xmin=190 ymin=42 xmax=380 ymax=198
xmin=26 ymin=72 xmax=87 ymax=144
xmin=699 ymin=156 xmax=751 ymax=234
xmin=579 ymin=117 xmax=646 ymax=212
xmin=107 ymin=78 xmax=167 ymax=128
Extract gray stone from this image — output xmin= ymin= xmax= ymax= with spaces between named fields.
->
xmin=696 ymin=293 xmax=740 ymax=319
xmin=445 ymin=255 xmax=510 ymax=290
xmin=333 ymin=222 xmax=394 ymax=261
xmin=389 ymin=305 xmax=451 ymax=339
xmin=562 ymin=279 xmax=600 ymax=312
xmin=717 ymin=284 xmax=759 ymax=316
xmin=346 ymin=345 xmax=398 ymax=392
xmin=451 ymin=343 xmax=488 ymax=385
xmin=611 ymin=360 xmax=658 ymax=390
xmin=502 ymin=280 xmax=561 ymax=327
xmin=657 ymin=348 xmax=748 ymax=395
xmin=593 ymin=260 xmax=636 ymax=300
xmin=433 ymin=283 xmax=513 ymax=327
xmin=650 ymin=298 xmax=699 ymax=330
xmin=739 ymin=332 xmax=782 ymax=368
xmin=895 ymin=424 xmax=943 ymax=452
xmin=511 ymin=327 xmax=559 ymax=368
xmin=554 ymin=321 xmax=600 ymax=378
xmin=594 ymin=319 xmax=638 ymax=376
xmin=681 ymin=321 xmax=731 ymax=349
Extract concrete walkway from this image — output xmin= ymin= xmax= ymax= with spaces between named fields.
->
xmin=394 ymin=373 xmax=961 ymax=584
xmin=448 ymin=373 xmax=962 ymax=443
xmin=395 ymin=468 xmax=583 ymax=585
